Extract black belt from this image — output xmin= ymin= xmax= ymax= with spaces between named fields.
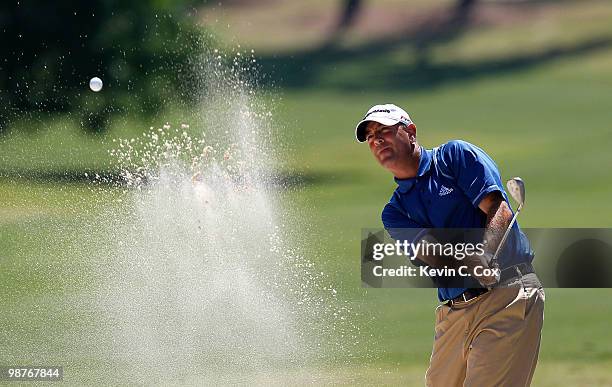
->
xmin=450 ymin=262 xmax=535 ymax=305
xmin=498 ymin=262 xmax=535 ymax=284
xmin=450 ymin=288 xmax=488 ymax=304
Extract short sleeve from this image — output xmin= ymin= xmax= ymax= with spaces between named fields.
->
xmin=382 ymin=202 xmax=428 ymax=247
xmin=436 ymin=140 xmax=504 ymax=208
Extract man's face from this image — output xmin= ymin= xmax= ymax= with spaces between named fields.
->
xmin=364 ymin=121 xmax=413 ymax=169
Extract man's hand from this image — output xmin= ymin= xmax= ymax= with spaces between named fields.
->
xmin=459 ymin=251 xmax=500 ymax=287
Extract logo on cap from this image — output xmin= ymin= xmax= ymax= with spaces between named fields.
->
xmin=363 ymin=109 xmax=391 ymax=119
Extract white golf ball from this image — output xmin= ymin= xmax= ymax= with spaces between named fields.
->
xmin=89 ymin=77 xmax=103 ymax=92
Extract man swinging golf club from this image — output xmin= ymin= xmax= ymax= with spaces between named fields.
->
xmin=355 ymin=104 xmax=545 ymax=386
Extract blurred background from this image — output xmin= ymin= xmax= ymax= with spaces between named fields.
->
xmin=2 ymin=0 xmax=612 ymax=385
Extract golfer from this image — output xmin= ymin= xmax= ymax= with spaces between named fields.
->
xmin=355 ymin=104 xmax=545 ymax=386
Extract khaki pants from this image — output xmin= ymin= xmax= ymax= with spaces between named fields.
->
xmin=425 ymin=279 xmax=545 ymax=387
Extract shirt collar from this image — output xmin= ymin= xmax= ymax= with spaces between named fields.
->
xmin=394 ymin=146 xmax=433 ymax=193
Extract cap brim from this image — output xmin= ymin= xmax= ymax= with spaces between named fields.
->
xmin=355 ymin=117 xmax=399 ymax=142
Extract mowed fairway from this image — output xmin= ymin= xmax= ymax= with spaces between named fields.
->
xmin=2 ymin=2 xmax=612 ymax=385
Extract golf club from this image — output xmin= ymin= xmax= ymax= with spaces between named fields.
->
xmin=490 ymin=177 xmax=526 ymax=267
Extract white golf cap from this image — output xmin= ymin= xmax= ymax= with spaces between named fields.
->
xmin=355 ymin=103 xmax=413 ymax=142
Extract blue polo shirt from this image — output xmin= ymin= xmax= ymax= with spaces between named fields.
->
xmin=381 ymin=140 xmax=533 ymax=301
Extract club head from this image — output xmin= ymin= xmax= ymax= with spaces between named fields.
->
xmin=506 ymin=177 xmax=525 ymax=206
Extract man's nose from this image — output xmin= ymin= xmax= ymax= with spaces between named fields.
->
xmin=374 ymin=137 xmax=384 ymax=146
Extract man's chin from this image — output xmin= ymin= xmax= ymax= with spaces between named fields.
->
xmin=378 ymin=156 xmax=395 ymax=168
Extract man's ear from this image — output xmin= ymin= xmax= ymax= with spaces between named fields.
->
xmin=403 ymin=123 xmax=417 ymax=140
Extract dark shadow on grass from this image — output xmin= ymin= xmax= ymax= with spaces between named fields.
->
xmin=271 ymin=170 xmax=361 ymax=188
xmin=0 ymin=169 xmax=124 ymax=185
xmin=257 ymin=35 xmax=612 ymax=92
xmin=255 ymin=0 xmax=612 ymax=92
xmin=0 ymin=168 xmax=360 ymax=188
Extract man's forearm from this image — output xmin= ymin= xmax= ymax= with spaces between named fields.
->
xmin=482 ymin=197 xmax=514 ymax=256
xmin=462 ymin=193 xmax=515 ymax=286
xmin=413 ymin=234 xmax=462 ymax=269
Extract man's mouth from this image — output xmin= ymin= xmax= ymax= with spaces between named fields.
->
xmin=377 ymin=146 xmax=391 ymax=156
